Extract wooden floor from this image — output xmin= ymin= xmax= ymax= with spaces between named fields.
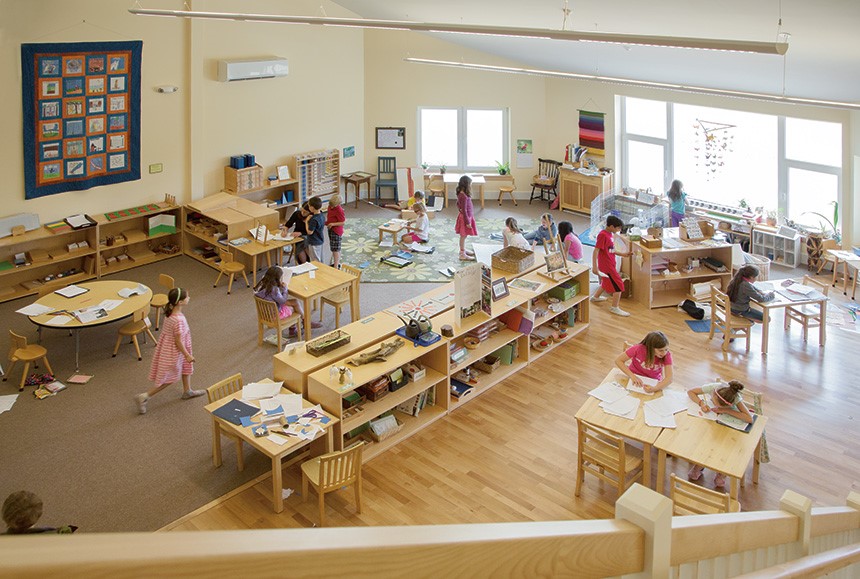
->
xmin=165 ymin=278 xmax=860 ymax=531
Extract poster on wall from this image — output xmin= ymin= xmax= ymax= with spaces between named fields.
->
xmin=516 ymin=138 xmax=533 ymax=169
xmin=21 ymin=41 xmax=142 ymax=200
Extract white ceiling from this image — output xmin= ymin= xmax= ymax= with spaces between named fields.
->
xmin=332 ymin=0 xmax=860 ymax=105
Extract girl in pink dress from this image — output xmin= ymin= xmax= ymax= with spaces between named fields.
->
xmin=135 ymin=287 xmax=202 ymax=414
xmin=454 ymin=175 xmax=478 ymax=261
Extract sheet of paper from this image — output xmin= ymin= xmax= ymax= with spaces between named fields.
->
xmin=55 ymin=284 xmax=88 ymax=298
xmin=659 ymin=389 xmax=690 ymax=414
xmin=644 ymin=396 xmax=681 ymax=417
xmin=65 ymin=214 xmax=91 ymax=228
xmin=588 ymin=381 xmax=629 ymax=404
xmin=0 ymin=394 xmax=19 ymax=414
xmin=599 ymin=395 xmax=640 ymax=419
xmin=275 ymin=393 xmax=303 ymax=416
xmin=73 ymin=307 xmax=107 ymax=323
xmin=241 ymin=381 xmax=282 ymax=401
xmin=267 ymin=434 xmax=290 ymax=445
xmin=627 ymin=376 xmax=659 ymax=395
xmin=378 ymin=239 xmax=394 ymax=247
xmin=787 ymin=283 xmax=816 ymax=296
xmin=16 ymin=303 xmax=53 ymax=316
xmin=118 ymin=283 xmax=148 ymax=298
xmin=644 ymin=405 xmax=676 ymax=428
xmin=46 ymin=315 xmax=72 ymax=325
xmin=687 ymin=400 xmax=718 ymax=420
xmin=753 ymin=281 xmax=775 ymax=292
xmin=289 ymin=262 xmax=318 ymax=275
xmin=409 ymin=242 xmax=434 ymax=253
xmin=98 ymin=299 xmax=123 ymax=311
xmin=258 ymin=398 xmax=283 ymax=414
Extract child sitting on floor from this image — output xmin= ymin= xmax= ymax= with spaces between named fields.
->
xmin=502 ymin=217 xmax=531 ymax=251
xmin=400 ymin=202 xmax=430 ymax=245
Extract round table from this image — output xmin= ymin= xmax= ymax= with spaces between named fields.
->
xmin=28 ymin=280 xmax=153 ymax=372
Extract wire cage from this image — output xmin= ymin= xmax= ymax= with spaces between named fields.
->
xmin=585 ymin=188 xmax=670 ymax=244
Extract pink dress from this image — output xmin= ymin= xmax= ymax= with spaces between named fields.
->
xmin=148 ymin=312 xmax=193 ymax=384
xmin=454 ymin=192 xmax=478 ymax=236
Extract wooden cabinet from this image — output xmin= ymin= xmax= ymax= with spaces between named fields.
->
xmin=94 ymin=204 xmax=181 ymax=277
xmin=295 ymin=149 xmax=340 ymax=205
xmin=559 ymin=167 xmax=613 ymax=215
xmin=752 ymin=225 xmax=802 ymax=268
xmin=630 ymin=233 xmax=733 ymax=309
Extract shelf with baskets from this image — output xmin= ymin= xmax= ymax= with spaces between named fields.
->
xmin=295 ymin=149 xmax=340 ymax=205
xmin=94 ymin=203 xmax=181 ymax=277
xmin=306 ymin=335 xmax=449 ymax=461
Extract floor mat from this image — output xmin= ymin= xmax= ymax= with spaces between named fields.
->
xmin=685 ymin=319 xmax=712 ymax=333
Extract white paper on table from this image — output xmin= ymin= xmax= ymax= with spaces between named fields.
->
xmin=242 ymin=381 xmax=283 ymax=401
xmin=289 ymin=262 xmax=318 ymax=275
xmin=46 ymin=315 xmax=72 ymax=325
xmin=0 ymin=394 xmax=19 ymax=413
xmin=588 ymin=381 xmax=629 ymax=404
xmin=98 ymin=299 xmax=123 ymax=311
xmin=258 ymin=398 xmax=284 ymax=414
xmin=16 ymin=303 xmax=53 ymax=316
xmin=658 ymin=389 xmax=690 ymax=414
xmin=118 ymin=283 xmax=148 ymax=298
xmin=275 ymin=393 xmax=303 ymax=417
xmin=267 ymin=434 xmax=290 ymax=446
xmin=787 ymin=283 xmax=816 ymax=296
xmin=644 ymin=405 xmax=677 ymax=428
xmin=627 ymin=376 xmax=659 ymax=396
xmin=687 ymin=400 xmax=718 ymax=420
xmin=54 ymin=284 xmax=88 ymax=298
xmin=599 ymin=395 xmax=640 ymax=419
xmin=753 ymin=281 xmax=775 ymax=292
xmin=644 ymin=397 xmax=678 ymax=417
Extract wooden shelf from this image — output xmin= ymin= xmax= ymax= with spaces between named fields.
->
xmin=98 ymin=230 xmax=177 ymax=252
xmin=361 ymin=407 xmax=447 ymax=462
xmin=100 ymin=252 xmax=178 ymax=276
xmin=649 ymin=268 xmax=730 ymax=283
xmin=342 ymin=369 xmax=446 ymax=431
xmin=529 ymin=323 xmax=588 ymax=362
xmin=450 ymin=359 xmax=528 ymax=410
xmin=451 ymin=328 xmax=521 ymax=370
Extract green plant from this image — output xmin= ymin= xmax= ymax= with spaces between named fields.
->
xmin=801 ymin=201 xmax=840 ymax=241
xmin=738 ymin=198 xmax=749 ymax=209
xmin=439 ymin=164 xmax=447 ymax=174
xmin=420 ymin=161 xmax=429 ymax=170
xmin=494 ymin=160 xmax=510 ymax=175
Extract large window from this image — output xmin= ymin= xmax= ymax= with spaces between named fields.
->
xmin=418 ymin=107 xmax=508 ymax=171
xmin=620 ymin=97 xmax=842 ymax=229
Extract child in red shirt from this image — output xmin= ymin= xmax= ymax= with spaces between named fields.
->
xmin=591 ymin=215 xmax=632 ymax=316
xmin=326 ymin=194 xmax=346 ymax=269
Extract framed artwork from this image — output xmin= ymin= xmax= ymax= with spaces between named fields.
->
xmin=22 ymin=40 xmax=141 ymax=199
xmin=491 ymin=277 xmax=509 ymax=301
xmin=376 ymin=127 xmax=405 ymax=149
xmin=277 ymin=165 xmax=291 ymax=180
xmin=545 ymin=251 xmax=566 ymax=273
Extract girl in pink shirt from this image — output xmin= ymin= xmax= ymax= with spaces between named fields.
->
xmin=558 ymin=221 xmax=583 ymax=263
xmin=614 ymin=331 xmax=674 ymax=392
xmin=454 ymin=175 xmax=478 ymax=261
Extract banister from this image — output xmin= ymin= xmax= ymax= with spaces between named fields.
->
xmin=734 ymin=542 xmax=860 ymax=578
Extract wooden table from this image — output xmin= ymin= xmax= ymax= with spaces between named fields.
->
xmin=574 ymin=369 xmax=664 ymax=489
xmin=378 ymin=221 xmax=405 ymax=244
xmin=28 ymin=280 xmax=152 ymax=372
xmin=342 ymin=172 xmax=374 ymax=208
xmin=752 ymin=286 xmax=828 ymax=354
xmin=204 ymin=383 xmax=337 ymax=513
xmin=826 ymin=249 xmax=860 ymax=298
xmin=655 ymin=411 xmax=768 ymax=501
xmin=232 ymin=237 xmax=297 ymax=285
xmin=288 ymin=261 xmax=359 ymax=341
xmin=443 ymin=173 xmax=486 ymax=209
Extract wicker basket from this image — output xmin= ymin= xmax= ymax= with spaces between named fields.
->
xmin=305 ymin=330 xmax=351 ymax=357
xmin=472 ymin=355 xmax=500 ymax=374
xmin=735 ymin=252 xmax=770 ymax=281
xmin=368 ymin=416 xmax=402 ymax=442
xmin=492 ymin=246 xmax=535 ymax=273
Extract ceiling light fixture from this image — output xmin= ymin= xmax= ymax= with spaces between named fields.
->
xmin=403 ymin=57 xmax=860 ymax=111
xmin=128 ymin=8 xmax=789 ymax=55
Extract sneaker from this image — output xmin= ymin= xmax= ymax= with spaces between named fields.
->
xmin=135 ymin=393 xmax=148 ymax=415
xmin=181 ymin=389 xmax=205 ymax=400
xmin=609 ymin=306 xmax=631 ymax=317
xmin=590 ymin=295 xmax=608 ymax=302
xmin=465 ymin=249 xmax=475 ymax=256
xmin=688 ymin=465 xmax=704 ymax=481
xmin=714 ymin=473 xmax=727 ymax=487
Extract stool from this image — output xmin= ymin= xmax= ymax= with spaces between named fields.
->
xmin=498 ymin=177 xmax=517 ymax=206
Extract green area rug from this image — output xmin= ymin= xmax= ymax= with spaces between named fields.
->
xmin=341 ymin=215 xmax=543 ymax=282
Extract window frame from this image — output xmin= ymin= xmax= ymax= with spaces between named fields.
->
xmin=417 ymin=106 xmax=509 ymax=172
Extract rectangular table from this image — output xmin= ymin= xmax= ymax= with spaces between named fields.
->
xmin=204 ymin=384 xmax=338 ymax=513
xmin=574 ymin=369 xmax=664 ymax=489
xmin=826 ymin=249 xmax=860 ymax=298
xmin=443 ymin=173 xmax=486 ymax=209
xmin=752 ymin=286 xmax=828 ymax=354
xmin=288 ymin=261 xmax=359 ymax=341
xmin=233 ymin=237 xmax=298 ymax=285
xmin=655 ymin=412 xmax=767 ymax=501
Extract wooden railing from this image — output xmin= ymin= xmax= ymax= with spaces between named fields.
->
xmin=1 ymin=486 xmax=857 ymax=578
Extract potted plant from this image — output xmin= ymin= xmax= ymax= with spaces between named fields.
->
xmin=439 ymin=164 xmax=447 ymax=175
xmin=765 ymin=210 xmax=777 ymax=227
xmin=420 ymin=162 xmax=429 ymax=170
xmin=495 ymin=160 xmax=510 ymax=175
xmin=802 ymin=201 xmax=840 ymax=243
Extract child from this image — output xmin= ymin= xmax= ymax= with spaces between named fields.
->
xmin=326 ymin=194 xmax=346 ymax=269
xmin=136 ymin=287 xmax=201 ymax=415
xmin=591 ymin=215 xmax=632 ymax=317
xmin=615 ymin=331 xmax=674 ymax=392
xmin=686 ymin=380 xmax=753 ymax=486
xmin=2 ymin=491 xmax=76 ymax=535
xmin=726 ymin=264 xmax=774 ymax=322
xmin=524 ymin=213 xmax=557 ymax=247
xmin=384 ymin=190 xmax=424 ymax=212
xmin=558 ymin=220 xmax=583 ymax=264
xmin=455 ymin=175 xmax=478 ymax=261
xmin=400 ymin=202 xmax=430 ymax=245
xmin=283 ymin=204 xmax=310 ymax=264
xmin=303 ymin=196 xmax=325 ymax=263
xmin=667 ymin=180 xmax=687 ymax=227
xmin=254 ymin=266 xmax=320 ymax=331
xmin=502 ymin=217 xmax=531 ymax=251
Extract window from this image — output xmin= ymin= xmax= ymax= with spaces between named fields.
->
xmin=418 ymin=107 xmax=508 ymax=171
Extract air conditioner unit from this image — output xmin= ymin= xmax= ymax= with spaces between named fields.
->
xmin=217 ymin=57 xmax=288 ymax=82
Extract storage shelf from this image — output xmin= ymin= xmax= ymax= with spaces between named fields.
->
xmin=3 ymin=248 xmax=96 ymax=276
xmin=529 ymin=323 xmax=588 ymax=362
xmin=450 ymin=359 xmax=527 ymax=410
xmin=451 ymin=328 xmax=520 ymax=371
xmin=361 ymin=407 xmax=446 ymax=462
xmin=532 ymin=293 xmax=587 ymax=329
xmin=100 ymin=252 xmax=179 ymax=276
xmin=649 ymin=268 xmax=730 ymax=283
xmin=0 ymin=272 xmax=96 ymax=303
xmin=342 ymin=369 xmax=446 ymax=431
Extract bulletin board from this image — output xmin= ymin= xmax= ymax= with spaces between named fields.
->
xmin=21 ymin=40 xmax=142 ymax=200
xmin=376 ymin=127 xmax=406 ymax=149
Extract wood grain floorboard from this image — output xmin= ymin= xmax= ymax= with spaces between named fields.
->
xmin=165 ymin=285 xmax=860 ymax=531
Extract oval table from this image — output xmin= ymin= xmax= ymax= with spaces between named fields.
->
xmin=28 ymin=280 xmax=153 ymax=372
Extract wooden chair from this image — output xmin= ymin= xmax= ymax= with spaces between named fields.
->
xmin=785 ymin=276 xmax=829 ymax=342
xmin=214 ymin=247 xmax=250 ymax=294
xmin=319 ymin=264 xmax=362 ymax=328
xmin=301 ymin=442 xmax=364 ymax=527
xmin=529 ymin=158 xmax=562 ymax=205
xmin=574 ymin=420 xmax=643 ymax=498
xmin=815 ymin=238 xmax=840 ymax=277
xmin=709 ymin=288 xmax=753 ymax=352
xmin=254 ymin=296 xmax=302 ymax=351
xmin=150 ymin=274 xmax=174 ymax=330
xmin=4 ymin=330 xmax=53 ymax=392
xmin=427 ymin=174 xmax=445 ymax=207
xmin=112 ymin=304 xmax=157 ymax=361
xmin=375 ymin=156 xmax=398 ymax=203
xmin=205 ymin=373 xmax=245 ymax=472
xmin=498 ymin=177 xmax=517 ymax=206
xmin=670 ymin=473 xmax=740 ymax=515
xmin=741 ymin=389 xmax=769 ymax=486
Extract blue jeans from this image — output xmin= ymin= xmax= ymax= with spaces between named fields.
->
xmin=732 ymin=307 xmax=763 ymax=322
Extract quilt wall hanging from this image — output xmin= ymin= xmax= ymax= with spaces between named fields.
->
xmin=21 ymin=41 xmax=142 ymax=200
xmin=578 ymin=110 xmax=605 ymax=158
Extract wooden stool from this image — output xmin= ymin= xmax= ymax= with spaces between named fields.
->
xmin=498 ymin=177 xmax=516 ymax=206
xmin=113 ymin=305 xmax=158 ymax=361
xmin=149 ymin=273 xmax=174 ymax=331
xmin=5 ymin=330 xmax=53 ymax=392
xmin=214 ymin=247 xmax=250 ymax=294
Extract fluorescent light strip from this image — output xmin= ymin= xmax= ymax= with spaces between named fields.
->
xmin=129 ymin=8 xmax=788 ymax=55
xmin=404 ymin=57 xmax=860 ymax=111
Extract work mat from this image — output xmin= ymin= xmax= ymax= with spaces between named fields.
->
xmin=685 ymin=319 xmax=712 ymax=333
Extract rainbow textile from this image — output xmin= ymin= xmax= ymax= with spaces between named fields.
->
xmin=578 ymin=110 xmax=605 ymax=157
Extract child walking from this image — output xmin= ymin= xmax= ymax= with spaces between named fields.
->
xmin=326 ymin=194 xmax=346 ymax=269
xmin=400 ymin=202 xmax=430 ymax=245
xmin=502 ymin=217 xmax=531 ymax=251
xmin=667 ymin=180 xmax=687 ymax=227
xmin=726 ymin=264 xmax=774 ymax=322
xmin=686 ymin=380 xmax=753 ymax=486
xmin=524 ymin=213 xmax=558 ymax=246
xmin=591 ymin=215 xmax=632 ymax=316
xmin=614 ymin=331 xmax=674 ymax=392
xmin=135 ymin=287 xmax=201 ymax=415
xmin=303 ymin=196 xmax=325 ymax=263
xmin=558 ymin=220 xmax=583 ymax=263
xmin=455 ymin=175 xmax=478 ymax=261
